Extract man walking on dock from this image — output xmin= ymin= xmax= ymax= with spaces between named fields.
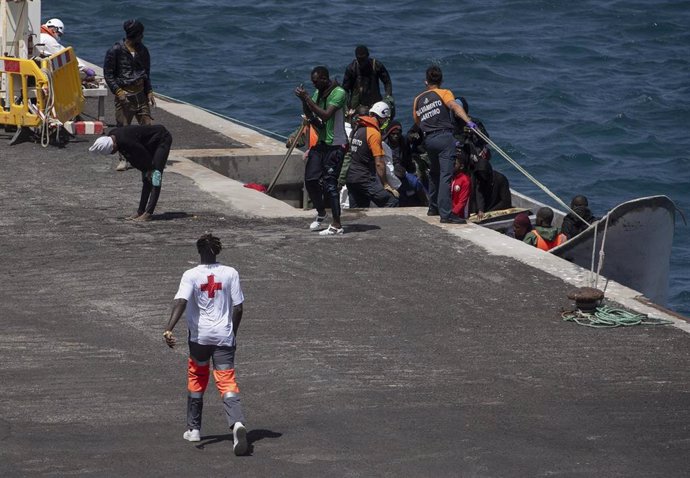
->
xmin=162 ymin=233 xmax=248 ymax=456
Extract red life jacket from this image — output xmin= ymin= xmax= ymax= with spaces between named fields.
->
xmin=533 ymin=229 xmax=567 ymax=251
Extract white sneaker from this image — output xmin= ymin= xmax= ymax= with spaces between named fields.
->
xmin=318 ymin=225 xmax=344 ymax=236
xmin=183 ymin=429 xmax=201 ymax=442
xmin=309 ymin=214 xmax=328 ymax=231
xmin=233 ymin=422 xmax=248 ymax=456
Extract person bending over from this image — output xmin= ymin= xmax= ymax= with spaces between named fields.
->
xmin=89 ymin=124 xmax=172 ymax=221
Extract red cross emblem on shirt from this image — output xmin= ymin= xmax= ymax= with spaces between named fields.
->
xmin=200 ymin=274 xmax=222 ymax=298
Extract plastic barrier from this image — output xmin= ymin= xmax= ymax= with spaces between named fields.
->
xmin=0 ymin=56 xmax=47 ymax=127
xmin=39 ymin=47 xmax=84 ymax=123
xmin=0 ymin=47 xmax=84 ymax=130
xmin=63 ymin=120 xmax=104 ymax=135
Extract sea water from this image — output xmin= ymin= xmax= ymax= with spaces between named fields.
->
xmin=45 ymin=1 xmax=690 ymax=315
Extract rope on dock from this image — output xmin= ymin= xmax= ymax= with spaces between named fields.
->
xmin=561 ymin=305 xmax=674 ymax=328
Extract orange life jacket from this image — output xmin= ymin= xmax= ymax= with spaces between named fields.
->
xmin=533 ymin=229 xmax=567 ymax=251
xmin=41 ymin=25 xmax=58 ymax=39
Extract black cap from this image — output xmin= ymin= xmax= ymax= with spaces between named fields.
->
xmin=123 ymin=19 xmax=144 ymax=39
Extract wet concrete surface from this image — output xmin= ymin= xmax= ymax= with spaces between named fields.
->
xmin=0 ymin=98 xmax=689 ymax=477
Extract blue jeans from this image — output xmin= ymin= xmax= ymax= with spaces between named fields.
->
xmin=424 ymin=131 xmax=456 ymax=219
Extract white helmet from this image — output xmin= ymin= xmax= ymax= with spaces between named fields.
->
xmin=369 ymin=101 xmax=391 ymax=119
xmin=45 ymin=18 xmax=65 ymax=36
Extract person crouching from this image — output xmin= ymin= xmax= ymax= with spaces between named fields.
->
xmin=345 ymin=101 xmax=399 ymax=210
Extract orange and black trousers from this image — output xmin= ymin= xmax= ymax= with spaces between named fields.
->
xmin=187 ymin=341 xmax=244 ymax=430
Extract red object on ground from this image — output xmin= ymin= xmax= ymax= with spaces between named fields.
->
xmin=244 ymin=183 xmax=267 ymax=193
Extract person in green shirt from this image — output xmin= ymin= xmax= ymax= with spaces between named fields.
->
xmin=294 ymin=66 xmax=347 ymax=235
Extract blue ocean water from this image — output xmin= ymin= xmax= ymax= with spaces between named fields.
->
xmin=45 ymin=1 xmax=689 ymax=314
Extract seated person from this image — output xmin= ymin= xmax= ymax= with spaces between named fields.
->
xmin=451 ymin=97 xmax=511 ymax=217
xmin=506 ymin=212 xmax=533 ymax=240
xmin=406 ymin=123 xmax=430 ymax=195
xmin=561 ymin=195 xmax=597 ymax=239
xmin=384 ymin=120 xmax=427 ymax=206
xmin=523 ymin=207 xmax=567 ymax=251
xmin=36 ymin=18 xmax=95 ymax=83
xmin=484 ymin=169 xmax=512 ymax=212
xmin=450 ymin=150 xmax=471 ymax=221
xmin=36 ymin=18 xmax=65 ymax=57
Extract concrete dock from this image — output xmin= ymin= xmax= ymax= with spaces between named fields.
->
xmin=0 ymin=94 xmax=688 ymax=477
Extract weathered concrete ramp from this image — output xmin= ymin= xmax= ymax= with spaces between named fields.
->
xmin=0 ymin=106 xmax=689 ymax=477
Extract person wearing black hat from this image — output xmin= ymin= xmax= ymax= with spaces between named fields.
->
xmin=104 ymin=19 xmax=155 ymax=171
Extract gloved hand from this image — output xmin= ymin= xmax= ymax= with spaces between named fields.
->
xmin=466 ymin=121 xmax=477 ymax=130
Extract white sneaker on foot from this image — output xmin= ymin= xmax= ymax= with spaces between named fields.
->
xmin=233 ymin=422 xmax=247 ymax=456
xmin=183 ymin=429 xmax=201 ymax=442
xmin=318 ymin=224 xmax=344 ymax=236
xmin=309 ymin=214 xmax=328 ymax=231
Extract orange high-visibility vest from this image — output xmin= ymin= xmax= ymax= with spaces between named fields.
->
xmin=533 ymin=229 xmax=567 ymax=251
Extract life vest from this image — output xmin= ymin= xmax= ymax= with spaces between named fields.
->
xmin=41 ymin=25 xmax=58 ymax=39
xmin=533 ymin=229 xmax=567 ymax=251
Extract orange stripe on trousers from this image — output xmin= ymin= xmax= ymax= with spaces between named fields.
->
xmin=187 ymin=358 xmax=210 ymax=393
xmin=213 ymin=369 xmax=240 ymax=395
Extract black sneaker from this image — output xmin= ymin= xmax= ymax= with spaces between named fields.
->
xmin=426 ymin=208 xmax=439 ymax=216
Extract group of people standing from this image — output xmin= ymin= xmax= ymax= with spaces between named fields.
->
xmin=293 ymin=46 xmax=597 ymax=250
xmin=294 ymin=46 xmax=515 ymax=234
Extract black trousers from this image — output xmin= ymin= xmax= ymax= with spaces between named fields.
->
xmin=304 ymin=143 xmax=344 ymax=219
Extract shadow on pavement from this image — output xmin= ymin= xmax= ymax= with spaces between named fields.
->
xmin=195 ymin=428 xmax=282 ymax=455
xmin=344 ymin=223 xmax=381 ymax=233
xmin=153 ymin=211 xmax=192 ymax=221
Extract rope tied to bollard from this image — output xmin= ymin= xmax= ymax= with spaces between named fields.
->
xmin=562 ymin=305 xmax=674 ymax=328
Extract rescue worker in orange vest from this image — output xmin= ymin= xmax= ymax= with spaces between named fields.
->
xmin=523 ymin=207 xmax=566 ymax=251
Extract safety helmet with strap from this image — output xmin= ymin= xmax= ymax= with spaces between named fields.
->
xmin=45 ymin=18 xmax=65 ymax=36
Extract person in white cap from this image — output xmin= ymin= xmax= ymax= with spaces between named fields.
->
xmin=89 ymin=124 xmax=172 ymax=221
xmin=343 ymin=100 xmax=399 ymax=211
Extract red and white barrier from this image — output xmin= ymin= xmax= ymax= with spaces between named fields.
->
xmin=63 ymin=121 xmax=104 ymax=135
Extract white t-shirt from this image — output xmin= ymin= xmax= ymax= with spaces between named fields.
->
xmin=174 ymin=263 xmax=244 ymax=346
